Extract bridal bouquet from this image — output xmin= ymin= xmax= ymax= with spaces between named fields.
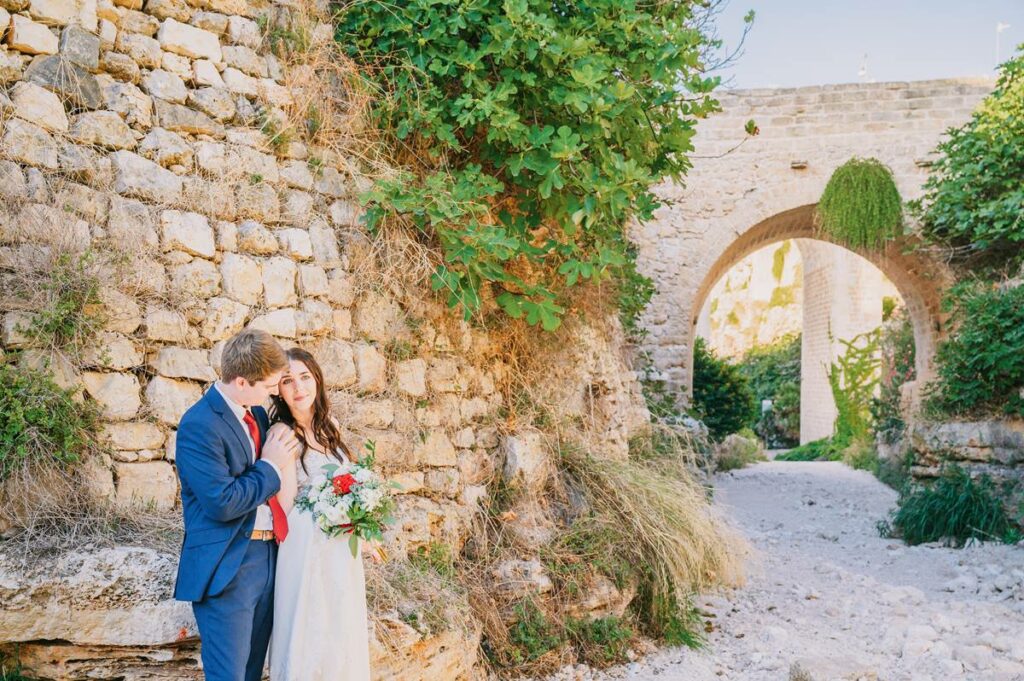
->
xmin=294 ymin=442 xmax=397 ymax=557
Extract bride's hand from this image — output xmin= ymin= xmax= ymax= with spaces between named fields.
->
xmin=361 ymin=539 xmax=386 ymax=564
xmin=268 ymin=423 xmax=300 ymax=460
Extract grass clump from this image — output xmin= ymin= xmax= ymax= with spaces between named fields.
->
xmin=775 ymin=438 xmax=842 ymax=462
xmin=817 ymin=157 xmax=903 ymax=249
xmin=565 ymin=615 xmax=633 ymax=665
xmin=714 ymin=429 xmax=765 ymax=472
xmin=505 ymin=600 xmax=566 ymax=666
xmin=878 ymin=464 xmax=1020 ymax=547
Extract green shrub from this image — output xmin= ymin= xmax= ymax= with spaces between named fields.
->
xmin=565 ymin=616 xmax=633 ymax=665
xmin=828 ymin=330 xmax=880 ymax=448
xmin=0 ymin=361 xmax=101 ymax=482
xmin=879 ymin=465 xmax=1019 ymax=547
xmin=506 ymin=600 xmax=565 ymax=664
xmin=876 ymin=449 xmax=914 ymax=492
xmin=338 ymin=1 xmax=751 ymax=330
xmin=925 ymin=282 xmax=1024 ymax=417
xmin=840 ymin=438 xmax=879 ymax=475
xmin=691 ymin=337 xmax=756 ymax=441
xmin=871 ymin=313 xmax=916 ymax=444
xmin=775 ymin=437 xmax=842 ymax=462
xmin=714 ymin=430 xmax=765 ymax=472
xmin=914 ymin=48 xmax=1024 ymax=268
xmin=737 ymin=333 xmax=801 ymax=447
xmin=817 ymin=158 xmax=903 ymax=249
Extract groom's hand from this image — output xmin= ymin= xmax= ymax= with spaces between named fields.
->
xmin=263 ymin=426 xmax=299 ymax=471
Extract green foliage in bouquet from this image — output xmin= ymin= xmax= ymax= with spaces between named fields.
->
xmin=817 ymin=158 xmax=903 ymax=250
xmin=337 ymin=0 xmax=753 ymax=330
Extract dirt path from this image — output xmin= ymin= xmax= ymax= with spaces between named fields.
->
xmin=550 ymin=461 xmax=1024 ymax=681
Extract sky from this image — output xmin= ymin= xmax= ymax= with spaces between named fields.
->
xmin=712 ymin=0 xmax=1024 ymax=89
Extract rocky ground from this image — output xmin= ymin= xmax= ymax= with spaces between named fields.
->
xmin=543 ymin=461 xmax=1024 ymax=681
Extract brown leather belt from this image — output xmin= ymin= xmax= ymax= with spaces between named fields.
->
xmin=250 ymin=529 xmax=275 ymax=541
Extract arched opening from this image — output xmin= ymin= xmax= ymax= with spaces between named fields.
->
xmin=686 ymin=204 xmax=949 ymax=443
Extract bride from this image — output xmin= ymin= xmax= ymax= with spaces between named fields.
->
xmin=267 ymin=347 xmax=375 ymax=680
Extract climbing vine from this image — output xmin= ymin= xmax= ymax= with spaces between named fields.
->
xmin=337 ymin=1 xmax=754 ymax=329
xmin=817 ymin=158 xmax=903 ymax=250
xmin=827 ymin=329 xmax=881 ymax=447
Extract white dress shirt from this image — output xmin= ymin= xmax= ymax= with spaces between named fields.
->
xmin=214 ymin=382 xmax=280 ymax=531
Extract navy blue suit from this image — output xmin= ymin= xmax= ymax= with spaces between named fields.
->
xmin=174 ymin=386 xmax=281 ymax=681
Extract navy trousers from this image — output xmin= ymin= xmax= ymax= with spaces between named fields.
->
xmin=192 ymin=540 xmax=277 ymax=681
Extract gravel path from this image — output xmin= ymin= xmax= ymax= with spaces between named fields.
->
xmin=550 ymin=461 xmax=1024 ymax=681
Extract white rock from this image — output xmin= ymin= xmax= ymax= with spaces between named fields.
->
xmin=82 ymin=371 xmax=142 ymax=420
xmin=161 ymin=210 xmax=215 ymax=258
xmin=8 ymin=15 xmax=59 ymax=54
xmin=145 ymin=375 xmax=201 ymax=425
xmin=157 ymin=17 xmax=221 ymax=61
xmin=11 ymin=81 xmax=67 ymax=132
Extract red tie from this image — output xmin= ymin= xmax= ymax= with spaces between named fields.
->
xmin=243 ymin=410 xmax=289 ymax=543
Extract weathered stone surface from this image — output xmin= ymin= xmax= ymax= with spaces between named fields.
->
xmin=69 ymin=111 xmax=136 ymax=149
xmin=226 ymin=14 xmax=258 ymax=47
xmin=170 ymin=259 xmax=220 ymax=298
xmin=154 ymin=98 xmax=223 ymax=136
xmin=138 ymin=127 xmax=193 ymax=167
xmin=326 ymin=270 xmax=354 ymax=307
xmin=146 ymin=0 xmax=190 ymax=22
xmin=296 ymin=299 xmax=331 ymax=336
xmin=297 ymin=264 xmax=328 ymax=297
xmin=160 ymin=210 xmax=215 ymax=258
xmin=2 ymin=117 xmax=59 ymax=169
xmin=396 ymin=358 xmax=427 ymax=398
xmin=97 ymin=77 xmax=152 ymax=128
xmin=112 ymin=151 xmax=183 ymax=203
xmin=161 ymin=51 xmax=191 ymax=79
xmin=11 ymin=81 xmax=68 ymax=132
xmin=153 ymin=347 xmax=217 ymax=381
xmin=491 ymin=559 xmax=553 ymax=598
xmin=82 ymin=331 xmax=143 ymax=369
xmin=0 ymin=49 xmax=27 ymax=82
xmin=249 ymin=308 xmax=296 ymax=338
xmin=107 ymin=196 xmax=158 ymax=249
xmin=221 ymin=65 xmax=256 ymax=95
xmin=102 ymin=421 xmax=165 ymax=450
xmin=190 ymin=10 xmax=227 ymax=33
xmin=8 ymin=15 xmax=58 ymax=54
xmin=426 ymin=358 xmax=462 ymax=394
xmin=277 ymin=228 xmax=313 ymax=261
xmin=27 ymin=0 xmax=92 ymax=27
xmin=59 ymin=24 xmax=100 ymax=70
xmin=354 ymin=343 xmax=387 ymax=393
xmin=82 ymin=371 xmax=142 ymax=420
xmin=188 ymin=86 xmax=236 ymax=121
xmin=234 ymin=182 xmax=280 ymax=222
xmin=311 ymin=339 xmax=356 ymax=388
xmin=157 ymin=17 xmax=220 ymax=61
xmin=146 ymin=375 xmax=201 ymax=425
xmin=236 ymin=220 xmax=278 ymax=255
xmin=219 ymin=252 xmax=262 ymax=304
xmin=141 ymin=68 xmax=187 ymax=102
xmin=262 ymin=256 xmax=297 ymax=308
xmin=145 ymin=307 xmax=188 ymax=342
xmin=119 ymin=8 xmax=159 ymax=35
xmin=98 ymin=287 xmax=143 ymax=333
xmin=192 ymin=58 xmax=223 ymax=86
xmin=200 ymin=296 xmax=248 ymax=341
xmin=114 ymin=461 xmax=178 ymax=508
xmin=501 ymin=429 xmax=550 ymax=494
xmin=24 ymin=54 xmax=102 ymax=108
xmin=415 ymin=430 xmax=457 ymax=467
xmin=353 ymin=291 xmax=404 ymax=343
xmin=114 ymin=31 xmax=161 ymax=68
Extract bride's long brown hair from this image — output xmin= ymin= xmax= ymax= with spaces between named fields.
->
xmin=269 ymin=347 xmax=355 ymax=472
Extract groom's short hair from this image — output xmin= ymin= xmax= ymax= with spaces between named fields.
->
xmin=220 ymin=328 xmax=288 ymax=383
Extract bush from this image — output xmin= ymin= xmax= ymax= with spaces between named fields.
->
xmin=876 ymin=449 xmax=914 ymax=492
xmin=817 ymin=157 xmax=903 ymax=249
xmin=775 ymin=437 xmax=842 ymax=462
xmin=714 ymin=430 xmax=765 ymax=472
xmin=925 ymin=282 xmax=1024 ymax=418
xmin=914 ymin=48 xmax=1024 ymax=268
xmin=879 ymin=465 xmax=1019 ymax=547
xmin=737 ymin=333 xmax=801 ymax=447
xmin=565 ymin=616 xmax=633 ymax=665
xmin=840 ymin=438 xmax=879 ymax=475
xmin=338 ymin=0 xmax=751 ymax=329
xmin=691 ymin=337 xmax=756 ymax=441
xmin=871 ymin=313 xmax=916 ymax=444
xmin=506 ymin=600 xmax=565 ymax=665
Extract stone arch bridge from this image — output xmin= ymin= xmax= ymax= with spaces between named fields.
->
xmin=633 ymin=78 xmax=993 ymax=442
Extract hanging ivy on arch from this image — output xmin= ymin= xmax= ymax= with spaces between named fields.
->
xmin=816 ymin=157 xmax=903 ymax=250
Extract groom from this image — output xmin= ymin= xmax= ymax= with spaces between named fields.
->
xmin=174 ymin=328 xmax=299 ymax=681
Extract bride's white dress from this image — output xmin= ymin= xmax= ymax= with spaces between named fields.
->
xmin=270 ymin=449 xmax=371 ymax=681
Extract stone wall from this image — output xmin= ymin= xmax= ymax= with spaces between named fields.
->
xmin=632 ymin=78 xmax=992 ymax=402
xmin=0 ymin=0 xmax=651 ymax=676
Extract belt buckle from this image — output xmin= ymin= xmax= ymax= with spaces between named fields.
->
xmin=251 ymin=529 xmax=274 ymax=541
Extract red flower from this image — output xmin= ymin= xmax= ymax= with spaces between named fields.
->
xmin=332 ymin=473 xmax=357 ymax=495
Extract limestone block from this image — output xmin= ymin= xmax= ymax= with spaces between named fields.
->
xmin=221 ymin=65 xmax=256 ymax=95
xmin=219 ymin=252 xmax=262 ymax=304
xmin=153 ymin=347 xmax=216 ymax=381
xmin=237 ymin=220 xmax=278 ymax=255
xmin=396 ymin=359 xmax=427 ymax=398
xmin=460 ymin=397 xmax=489 ymax=423
xmin=119 ymin=8 xmax=159 ymax=35
xmin=226 ymin=14 xmax=258 ymax=47
xmin=112 ymin=151 xmax=182 ymax=203
xmin=389 ymin=471 xmax=424 ymax=495
xmin=262 ymin=256 xmax=297 ymax=307
xmin=2 ymin=312 xmax=35 ymax=347
xmin=11 ymin=81 xmax=68 ymax=132
xmin=82 ymin=371 xmax=142 ymax=420
xmin=201 ymin=297 xmax=248 ymax=342
xmin=326 ymin=270 xmax=354 ymax=306
xmin=453 ymin=428 xmax=475 ymax=449
xmin=157 ymin=17 xmax=220 ymax=61
xmin=426 ymin=358 xmax=461 ymax=394
xmin=221 ymin=44 xmax=264 ymax=77
xmin=0 ymin=48 xmax=27 ymax=82
xmin=141 ymin=68 xmax=186 ymax=102
xmin=24 ymin=54 xmax=100 ymax=108
xmin=2 ymin=118 xmax=59 ymax=169
xmin=229 ymin=144 xmax=278 ymax=182
xmin=280 ymin=189 xmax=313 ymax=224
xmin=315 ymin=166 xmax=347 ymax=198
xmin=234 ymin=182 xmax=279 ymax=222
xmin=54 ymin=181 xmax=110 ymax=224
xmin=144 ymin=306 xmax=188 ymax=342
xmin=170 ymin=259 xmax=220 ymax=299
xmin=205 ymin=0 xmax=246 ymax=15
xmin=216 ymin=220 xmax=237 ymax=251
xmin=113 ymin=31 xmax=160 ymax=68
xmin=311 ymin=339 xmax=356 ymax=389
xmin=297 ymin=264 xmax=328 ymax=297
xmin=0 ymin=161 xmax=29 ymax=200
xmin=98 ymin=18 xmax=115 ymax=48
xmin=353 ymin=292 xmax=403 ymax=343
xmin=457 ymin=449 xmax=493 ymax=487
xmin=296 ymin=299 xmax=331 ymax=336
xmin=277 ymin=228 xmax=313 ymax=261
xmin=98 ymin=287 xmax=142 ymax=334
xmin=192 ymin=58 xmax=223 ymax=86
xmin=59 ymin=24 xmax=100 ymax=70
xmin=102 ymin=421 xmax=165 ymax=450
xmin=332 ymin=309 xmax=351 ymax=340
xmin=348 ymin=399 xmax=394 ymax=430
xmin=69 ymin=110 xmax=136 ymax=149
xmin=329 ymin=199 xmax=360 ymax=227
xmin=107 ymin=196 xmax=157 ymax=249
xmin=153 ymin=98 xmax=223 ymax=136
xmin=413 ymin=430 xmax=456 ymax=468
xmin=82 ymin=331 xmax=143 ymax=369
xmin=161 ymin=210 xmax=215 ymax=258
xmin=145 ymin=375 xmax=200 ymax=425
xmin=308 ymin=220 xmax=342 ymax=266
xmin=189 ymin=86 xmax=235 ymax=121
xmin=182 ymin=177 xmax=236 ymax=221
xmin=138 ymin=127 xmax=193 ymax=167
xmin=424 ymin=467 xmax=460 ymax=498
xmin=354 ymin=343 xmax=386 ymax=393
xmin=501 ymin=429 xmax=550 ymax=494
xmin=111 ymin=0 xmax=140 ymax=9
xmin=114 ymin=461 xmax=177 ymax=509
xmin=146 ymin=0 xmax=189 ymax=22
xmin=98 ymin=79 xmax=150 ymax=130
xmin=249 ymin=307 xmax=296 ymax=338
xmin=280 ymin=160 xmax=314 ymax=191
xmin=258 ymin=79 xmax=290 ymax=108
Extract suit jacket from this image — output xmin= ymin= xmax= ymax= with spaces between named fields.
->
xmin=173 ymin=386 xmax=280 ymax=602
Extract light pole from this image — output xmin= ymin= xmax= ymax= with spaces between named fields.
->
xmin=996 ymin=22 xmax=1011 ymax=65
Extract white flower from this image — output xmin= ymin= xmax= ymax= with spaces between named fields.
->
xmin=323 ymin=504 xmax=349 ymax=526
xmin=354 ymin=467 xmax=373 ymax=483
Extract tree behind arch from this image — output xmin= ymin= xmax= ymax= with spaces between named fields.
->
xmin=691 ymin=338 xmax=756 ymax=441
